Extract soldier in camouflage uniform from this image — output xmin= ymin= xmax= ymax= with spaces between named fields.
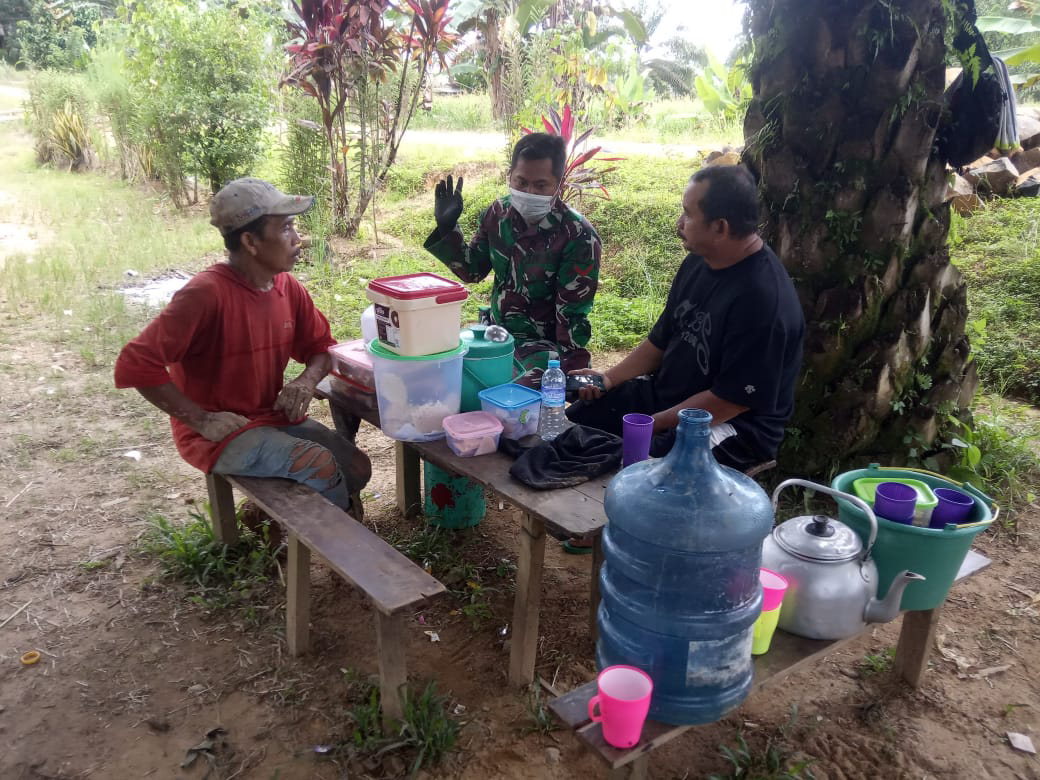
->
xmin=424 ymin=133 xmax=601 ymax=385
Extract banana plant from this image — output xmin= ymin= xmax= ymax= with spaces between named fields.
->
xmin=977 ymin=5 xmax=1040 ymax=90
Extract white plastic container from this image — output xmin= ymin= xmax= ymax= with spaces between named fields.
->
xmin=361 ymin=304 xmax=378 ymax=345
xmin=367 ymin=339 xmax=468 ymax=441
xmin=478 ymin=382 xmax=541 ymax=440
xmin=366 ymin=273 xmax=469 ymax=357
xmin=442 ymin=411 xmax=503 ymax=457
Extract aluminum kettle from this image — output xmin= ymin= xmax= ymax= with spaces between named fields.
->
xmin=761 ymin=479 xmax=925 ymax=640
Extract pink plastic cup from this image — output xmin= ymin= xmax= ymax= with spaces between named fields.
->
xmin=760 ymin=568 xmax=789 ymax=612
xmin=588 ymin=665 xmax=654 ymax=749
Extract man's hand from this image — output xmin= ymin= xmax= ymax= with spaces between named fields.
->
xmin=434 ymin=174 xmax=464 ymax=235
xmin=568 ymin=369 xmax=612 ymax=402
xmin=196 ymin=411 xmax=250 ymax=442
xmin=274 ymin=378 xmax=316 ymax=422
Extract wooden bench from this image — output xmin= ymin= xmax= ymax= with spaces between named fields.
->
xmin=547 ymin=549 xmax=992 ymax=779
xmin=205 ymin=473 xmax=446 ymax=722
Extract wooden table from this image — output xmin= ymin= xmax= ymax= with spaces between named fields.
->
xmin=317 ymin=377 xmax=989 ymax=696
xmin=318 ymin=377 xmax=610 ymax=686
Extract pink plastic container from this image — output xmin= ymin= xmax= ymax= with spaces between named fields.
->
xmin=588 ymin=665 xmax=654 ymax=749
xmin=442 ymin=411 xmax=503 ymax=457
xmin=760 ymin=568 xmax=789 ymax=611
xmin=328 ymin=339 xmax=375 ymax=392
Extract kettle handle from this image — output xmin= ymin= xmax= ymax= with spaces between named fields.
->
xmin=771 ymin=478 xmax=878 ymax=561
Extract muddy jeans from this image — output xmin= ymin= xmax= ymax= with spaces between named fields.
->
xmin=212 ymin=419 xmax=371 ymax=512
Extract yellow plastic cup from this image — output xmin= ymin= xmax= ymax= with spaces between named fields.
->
xmin=752 ymin=606 xmax=782 ymax=655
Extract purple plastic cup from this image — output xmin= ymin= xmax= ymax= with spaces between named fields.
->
xmin=873 ymin=481 xmax=917 ymax=524
xmin=929 ymin=487 xmax=975 ymax=528
xmin=622 ymin=413 xmax=654 ymax=467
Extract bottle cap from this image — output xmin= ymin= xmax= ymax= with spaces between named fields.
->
xmin=548 ymin=359 xmax=560 ymax=369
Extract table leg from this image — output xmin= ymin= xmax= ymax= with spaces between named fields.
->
xmin=509 ymin=513 xmax=546 ymax=686
xmin=894 ymin=607 xmax=943 ymax=687
xmin=589 ymin=532 xmax=604 ymax=643
xmin=376 ymin=610 xmax=408 ymax=725
xmin=286 ymin=533 xmax=311 ymax=656
xmin=205 ymin=473 xmax=239 ymax=546
xmin=395 ymin=442 xmax=422 ymax=519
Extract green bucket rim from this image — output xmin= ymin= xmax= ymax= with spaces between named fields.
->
xmin=367 ymin=338 xmax=467 ymax=361
xmin=833 ymin=464 xmax=999 ymax=532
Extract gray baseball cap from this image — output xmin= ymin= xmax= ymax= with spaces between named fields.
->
xmin=209 ymin=177 xmax=314 ymax=236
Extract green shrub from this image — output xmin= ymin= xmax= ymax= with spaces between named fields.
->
xmin=16 ymin=0 xmax=98 ymax=70
xmin=278 ymin=90 xmax=330 ymax=232
xmin=87 ymin=34 xmax=138 ymax=179
xmin=122 ymin=1 xmax=278 ymax=202
xmin=951 ymin=200 xmax=1040 ymax=403
xmin=25 ymin=69 xmax=92 ymax=165
xmin=408 ymin=93 xmax=494 ymax=131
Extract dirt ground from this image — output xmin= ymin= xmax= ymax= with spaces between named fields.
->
xmin=3 ymin=246 xmax=1040 ymax=777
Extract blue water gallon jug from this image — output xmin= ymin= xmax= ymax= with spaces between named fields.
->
xmin=597 ymin=408 xmax=774 ymax=725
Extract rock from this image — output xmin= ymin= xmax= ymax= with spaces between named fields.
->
xmin=1010 ymin=146 xmax=1040 ymax=173
xmin=946 ymin=173 xmax=981 ymax=215
xmin=545 ymin=747 xmax=561 ymax=764
xmin=967 ymin=157 xmax=1019 ymax=195
xmin=1015 ymin=166 xmax=1040 ymax=198
xmin=1019 ymin=112 xmax=1040 ymax=150
xmin=706 ymin=151 xmax=742 ymax=167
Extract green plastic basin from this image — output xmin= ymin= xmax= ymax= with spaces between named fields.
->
xmin=831 ymin=464 xmax=997 ymax=611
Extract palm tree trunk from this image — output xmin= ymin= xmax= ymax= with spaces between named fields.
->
xmin=744 ymin=0 xmax=977 ymax=472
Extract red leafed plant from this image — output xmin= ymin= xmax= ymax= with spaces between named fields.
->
xmin=283 ymin=0 xmax=457 ymax=236
xmin=523 ymin=105 xmax=623 ymax=204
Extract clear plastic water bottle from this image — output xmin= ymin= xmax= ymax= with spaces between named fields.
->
xmin=538 ymin=359 xmax=567 ymax=441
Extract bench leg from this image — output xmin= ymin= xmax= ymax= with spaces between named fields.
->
xmin=509 ymin=513 xmax=546 ymax=686
xmin=609 ymin=755 xmax=649 ymax=780
xmin=894 ymin=606 xmax=942 ymax=688
xmin=589 ymin=532 xmax=604 ymax=643
xmin=395 ymin=442 xmax=422 ymax=519
xmin=376 ymin=610 xmax=408 ymax=725
xmin=206 ymin=473 xmax=239 ymax=546
xmin=286 ymin=533 xmax=311 ymax=656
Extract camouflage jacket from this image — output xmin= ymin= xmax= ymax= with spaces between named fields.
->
xmin=424 ymin=195 xmax=601 ymax=374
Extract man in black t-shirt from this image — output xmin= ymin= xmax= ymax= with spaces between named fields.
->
xmin=567 ymin=164 xmax=805 ymax=472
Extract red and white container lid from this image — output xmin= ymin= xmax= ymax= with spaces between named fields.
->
xmin=367 ymin=273 xmax=468 ymax=304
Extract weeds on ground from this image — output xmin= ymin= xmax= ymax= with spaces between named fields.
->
xmin=523 ymin=683 xmax=555 ymax=735
xmin=859 ymin=647 xmax=896 ymax=676
xmin=710 ymin=706 xmax=815 ymax=780
xmin=339 ymin=670 xmax=461 ymax=777
xmin=390 ymin=524 xmax=513 ymax=629
xmin=140 ymin=502 xmax=279 ymax=612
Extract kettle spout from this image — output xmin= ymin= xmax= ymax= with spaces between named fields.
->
xmin=864 ymin=570 xmax=926 ymax=624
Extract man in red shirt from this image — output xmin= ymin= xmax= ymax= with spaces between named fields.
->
xmin=115 ymin=178 xmax=370 ymax=519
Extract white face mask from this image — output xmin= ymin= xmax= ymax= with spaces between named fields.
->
xmin=509 ymin=188 xmax=554 ymax=225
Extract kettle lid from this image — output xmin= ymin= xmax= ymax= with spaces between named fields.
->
xmin=773 ymin=514 xmax=863 ymax=562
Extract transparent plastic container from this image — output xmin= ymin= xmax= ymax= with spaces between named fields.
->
xmin=442 ymin=411 xmax=503 ymax=457
xmin=478 ymin=383 xmax=541 ymax=439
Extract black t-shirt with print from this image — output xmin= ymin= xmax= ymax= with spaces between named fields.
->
xmin=647 ymin=244 xmax=805 ymax=460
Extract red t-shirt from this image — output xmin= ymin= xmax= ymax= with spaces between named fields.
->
xmin=114 ymin=263 xmax=336 ymax=472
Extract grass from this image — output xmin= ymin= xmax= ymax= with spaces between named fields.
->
xmin=951 ymin=200 xmax=1040 ymax=404
xmin=140 ymin=503 xmax=281 ymax=614
xmin=710 ymin=720 xmax=816 ymax=780
xmin=338 ymin=670 xmax=461 ymax=776
xmin=0 ymin=124 xmax=219 ymax=365
xmin=859 ymin=647 xmax=896 ymax=676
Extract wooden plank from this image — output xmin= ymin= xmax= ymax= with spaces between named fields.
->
xmin=228 ymin=476 xmax=445 ymax=614
xmin=509 ymin=513 xmax=546 ymax=686
xmin=205 ymin=473 xmax=239 ymax=546
xmin=396 ymin=442 xmax=422 ymax=519
xmin=894 ymin=607 xmax=943 ymax=687
xmin=286 ymin=532 xmax=311 ymax=656
xmin=590 ymin=533 xmax=604 ymax=642
xmin=376 ymin=610 xmax=408 ymax=724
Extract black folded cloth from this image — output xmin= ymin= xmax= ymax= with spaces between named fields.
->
xmin=504 ymin=425 xmax=622 ymax=490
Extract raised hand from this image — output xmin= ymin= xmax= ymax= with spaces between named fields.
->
xmin=434 ymin=174 xmax=464 ymax=235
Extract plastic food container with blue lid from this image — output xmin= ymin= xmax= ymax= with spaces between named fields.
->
xmin=478 ymin=382 xmax=541 ymax=439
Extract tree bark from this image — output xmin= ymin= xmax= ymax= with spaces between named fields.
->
xmin=743 ymin=0 xmax=977 ymax=473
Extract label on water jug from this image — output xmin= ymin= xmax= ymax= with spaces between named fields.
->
xmin=685 ymin=628 xmax=754 ymax=687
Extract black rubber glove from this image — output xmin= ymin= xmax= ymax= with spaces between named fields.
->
xmin=434 ymin=174 xmax=464 ymax=236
